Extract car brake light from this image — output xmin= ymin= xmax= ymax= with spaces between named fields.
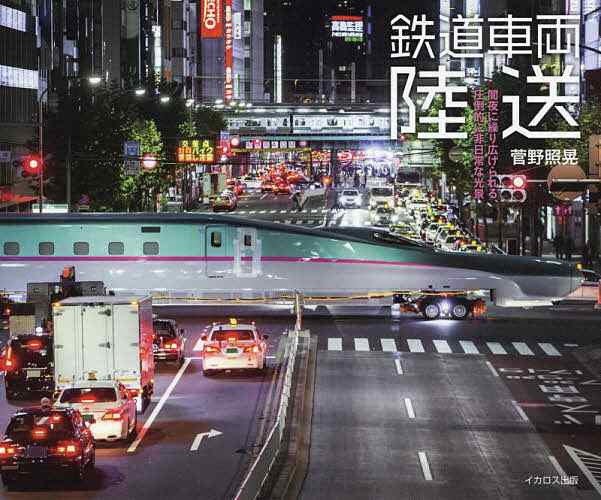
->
xmin=32 ymin=427 xmax=47 ymax=440
xmin=27 ymin=340 xmax=42 ymax=349
xmin=165 ymin=342 xmax=178 ymax=349
xmin=80 ymin=398 xmax=96 ymax=404
xmin=244 ymin=345 xmax=260 ymax=353
xmin=53 ymin=441 xmax=80 ymax=457
xmin=204 ymin=345 xmax=220 ymax=353
xmin=102 ymin=409 xmax=124 ymax=421
xmin=0 ymin=444 xmax=20 ymax=457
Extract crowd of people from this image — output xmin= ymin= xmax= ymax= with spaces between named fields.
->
xmin=553 ymin=233 xmax=599 ymax=267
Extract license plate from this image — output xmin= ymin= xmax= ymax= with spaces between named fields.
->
xmin=226 ymin=348 xmax=238 ymax=354
xmin=26 ymin=370 xmax=41 ymax=378
xmin=26 ymin=446 xmax=47 ymax=458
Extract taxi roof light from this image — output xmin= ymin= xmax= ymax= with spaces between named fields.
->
xmin=229 ymin=318 xmax=238 ymax=326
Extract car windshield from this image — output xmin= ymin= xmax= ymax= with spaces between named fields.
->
xmin=211 ymin=329 xmax=255 ymax=341
xmin=342 ymin=190 xmax=358 ymax=196
xmin=6 ymin=413 xmax=74 ymax=444
xmin=11 ymin=338 xmax=52 ymax=366
xmin=371 ymin=188 xmax=393 ymax=196
xmin=60 ymin=387 xmax=118 ymax=404
xmin=154 ymin=321 xmax=175 ymax=338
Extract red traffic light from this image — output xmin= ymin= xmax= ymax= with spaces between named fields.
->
xmin=512 ymin=175 xmax=526 ymax=189
xmin=23 ymin=155 xmax=43 ymax=174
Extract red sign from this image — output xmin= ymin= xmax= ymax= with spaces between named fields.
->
xmin=224 ymin=0 xmax=233 ymax=101
xmin=200 ymin=0 xmax=222 ymax=39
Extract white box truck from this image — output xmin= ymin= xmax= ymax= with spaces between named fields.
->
xmin=52 ymin=296 xmax=155 ymax=412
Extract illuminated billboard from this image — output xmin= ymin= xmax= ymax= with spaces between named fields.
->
xmin=224 ymin=0 xmax=233 ymax=101
xmin=331 ymin=15 xmax=363 ymax=42
xmin=200 ymin=0 xmax=222 ymax=38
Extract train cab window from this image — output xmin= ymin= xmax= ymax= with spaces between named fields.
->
xmin=211 ymin=232 xmax=222 ymax=248
xmin=108 ymin=242 xmax=125 ymax=255
xmin=38 ymin=242 xmax=54 ymax=255
xmin=244 ymin=235 xmax=252 ymax=247
xmin=3 ymin=242 xmax=19 ymax=255
xmin=143 ymin=242 xmax=159 ymax=255
xmin=73 ymin=242 xmax=89 ymax=255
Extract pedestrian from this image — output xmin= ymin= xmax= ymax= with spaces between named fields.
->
xmin=565 ymin=235 xmax=574 ymax=261
xmin=583 ymin=241 xmax=591 ymax=267
xmin=553 ymin=233 xmax=563 ymax=259
xmin=291 ymin=191 xmax=301 ymax=211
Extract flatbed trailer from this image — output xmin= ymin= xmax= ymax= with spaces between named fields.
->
xmin=393 ymin=291 xmax=487 ymax=320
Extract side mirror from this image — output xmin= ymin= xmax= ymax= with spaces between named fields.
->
xmin=263 ymin=334 xmax=269 ymax=340
xmin=201 ymin=335 xmax=208 ymax=341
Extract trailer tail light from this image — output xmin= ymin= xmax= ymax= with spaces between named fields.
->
xmin=204 ymin=345 xmax=220 ymax=353
xmin=53 ymin=441 xmax=80 ymax=457
xmin=243 ymin=345 xmax=259 ymax=353
xmin=102 ymin=409 xmax=124 ymax=421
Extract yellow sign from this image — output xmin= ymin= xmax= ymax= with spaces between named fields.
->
xmin=177 ymin=139 xmax=215 ymax=164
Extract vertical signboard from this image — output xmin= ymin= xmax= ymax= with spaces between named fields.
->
xmin=224 ymin=0 xmax=233 ymax=101
xmin=200 ymin=0 xmax=223 ymax=38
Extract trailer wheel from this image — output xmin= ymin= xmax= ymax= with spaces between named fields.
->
xmin=451 ymin=301 xmax=469 ymax=320
xmin=422 ymin=302 xmax=441 ymax=320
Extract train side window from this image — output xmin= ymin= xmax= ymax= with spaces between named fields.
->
xmin=3 ymin=242 xmax=19 ymax=255
xmin=211 ymin=232 xmax=222 ymax=248
xmin=73 ymin=242 xmax=89 ymax=255
xmin=244 ymin=235 xmax=252 ymax=247
xmin=38 ymin=242 xmax=54 ymax=255
xmin=108 ymin=242 xmax=125 ymax=255
xmin=143 ymin=242 xmax=159 ymax=255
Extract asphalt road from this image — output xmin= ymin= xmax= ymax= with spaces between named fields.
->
xmin=299 ymin=311 xmax=601 ymax=500
xmin=0 ymin=315 xmax=292 ymax=500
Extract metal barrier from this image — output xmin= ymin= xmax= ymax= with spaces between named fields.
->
xmin=234 ymin=327 xmax=301 ymax=500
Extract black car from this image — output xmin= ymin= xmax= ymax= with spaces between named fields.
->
xmin=153 ymin=319 xmax=184 ymax=363
xmin=0 ymin=407 xmax=95 ymax=487
xmin=4 ymin=335 xmax=54 ymax=399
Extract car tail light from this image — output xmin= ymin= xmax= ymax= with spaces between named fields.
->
xmin=27 ymin=340 xmax=42 ymax=349
xmin=31 ymin=427 xmax=48 ymax=440
xmin=0 ymin=444 xmax=21 ymax=458
xmin=165 ymin=342 xmax=178 ymax=349
xmin=80 ymin=398 xmax=96 ymax=404
xmin=244 ymin=345 xmax=260 ymax=353
xmin=52 ymin=440 xmax=80 ymax=457
xmin=4 ymin=357 xmax=14 ymax=370
xmin=204 ymin=345 xmax=220 ymax=353
xmin=102 ymin=408 xmax=124 ymax=421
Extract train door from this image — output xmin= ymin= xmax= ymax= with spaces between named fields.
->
xmin=205 ymin=225 xmax=233 ymax=278
xmin=233 ymin=227 xmax=262 ymax=277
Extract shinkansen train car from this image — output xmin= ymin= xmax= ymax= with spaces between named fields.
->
xmin=0 ymin=214 xmax=581 ymax=310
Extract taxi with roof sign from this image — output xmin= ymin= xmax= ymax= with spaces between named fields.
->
xmin=201 ymin=319 xmax=269 ymax=376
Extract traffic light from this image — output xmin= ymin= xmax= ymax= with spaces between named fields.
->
xmin=22 ymin=155 xmax=43 ymax=176
xmin=491 ymin=174 xmax=527 ymax=203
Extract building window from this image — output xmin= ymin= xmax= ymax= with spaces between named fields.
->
xmin=211 ymin=232 xmax=222 ymax=248
xmin=38 ymin=242 xmax=54 ymax=255
xmin=73 ymin=242 xmax=89 ymax=255
xmin=3 ymin=242 xmax=19 ymax=255
xmin=143 ymin=242 xmax=159 ymax=255
xmin=108 ymin=242 xmax=125 ymax=255
xmin=141 ymin=226 xmax=161 ymax=233
xmin=244 ymin=235 xmax=252 ymax=247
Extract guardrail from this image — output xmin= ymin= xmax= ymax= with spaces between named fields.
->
xmin=234 ymin=327 xmax=301 ymax=500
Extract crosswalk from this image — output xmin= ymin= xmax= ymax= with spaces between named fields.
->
xmin=320 ymin=337 xmax=572 ymax=357
xmin=235 ymin=208 xmax=331 ymax=216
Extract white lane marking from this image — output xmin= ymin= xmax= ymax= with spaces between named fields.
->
xmin=280 ymin=210 xmax=287 ymax=213
xmin=127 ymin=358 xmax=192 ymax=453
xmin=380 ymin=338 xmax=397 ymax=352
xmin=269 ymin=210 xmax=277 ymax=214
xmin=459 ymin=341 xmax=479 ymax=354
xmin=485 ymin=361 xmax=499 ymax=377
xmin=394 ymin=359 xmax=403 ymax=375
xmin=238 ymin=210 xmax=247 ymax=214
xmin=539 ymin=343 xmax=562 ymax=356
xmin=404 ymin=398 xmax=415 ymax=419
xmin=193 ymin=337 xmax=204 ymax=352
xmin=564 ymin=414 xmax=582 ymax=425
xmin=564 ymin=343 xmax=579 ymax=347
xmin=407 ymin=339 xmax=425 ymax=353
xmin=328 ymin=338 xmax=342 ymax=351
xmin=266 ymin=355 xmax=276 ymax=359
xmin=418 ymin=451 xmax=433 ymax=481
xmin=311 ymin=209 xmax=319 ymax=213
xmin=512 ymin=400 xmax=530 ymax=422
xmin=301 ymin=209 xmax=308 ymax=213
xmin=512 ymin=342 xmax=534 ymax=356
xmin=564 ymin=445 xmax=601 ymax=495
xmin=321 ymin=209 xmax=328 ymax=213
xmin=486 ymin=342 xmax=507 ymax=355
xmin=249 ymin=210 xmax=257 ymax=214
xmin=295 ymin=220 xmax=303 ymax=224
xmin=548 ymin=455 xmax=567 ymax=478
xmin=433 ymin=340 xmax=452 ymax=354
xmin=260 ymin=194 xmax=268 ymax=200
xmin=354 ymin=338 xmax=370 ymax=351
xmin=259 ymin=210 xmax=267 ymax=214
xmin=284 ymin=220 xmax=292 ymax=224
xmin=190 ymin=429 xmax=223 ymax=451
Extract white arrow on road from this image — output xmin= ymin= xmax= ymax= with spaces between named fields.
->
xmin=190 ymin=429 xmax=223 ymax=451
